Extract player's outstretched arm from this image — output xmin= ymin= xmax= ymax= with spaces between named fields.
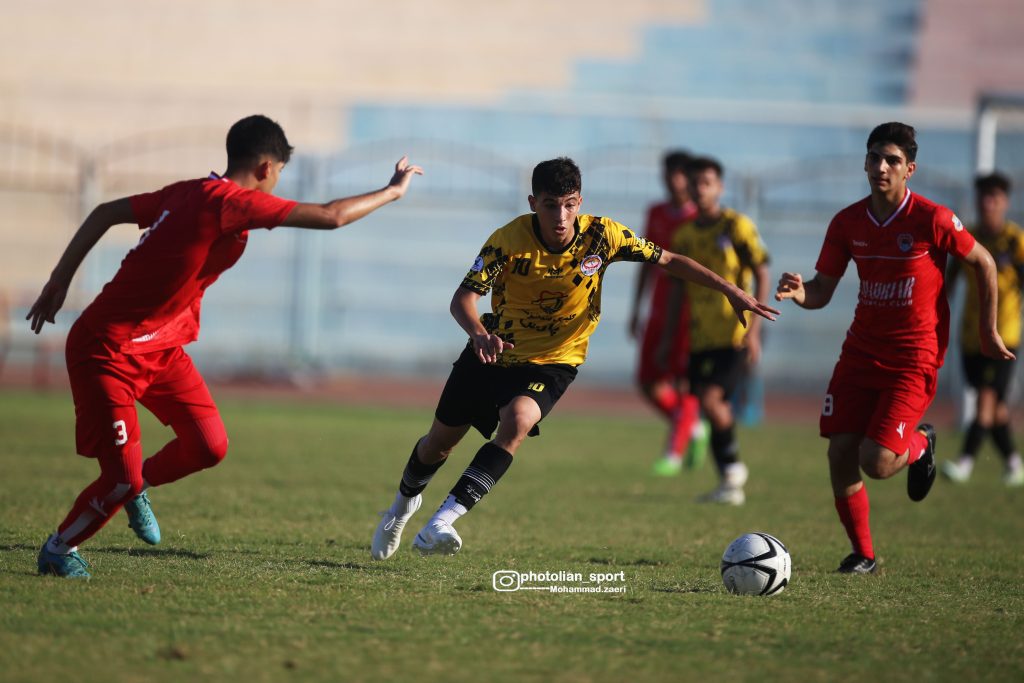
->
xmin=657 ymin=249 xmax=779 ymax=326
xmin=26 ymin=198 xmax=135 ymax=334
xmin=960 ymin=241 xmax=1016 ymax=360
xmin=774 ymin=271 xmax=839 ymax=310
xmin=283 ymin=156 xmax=423 ymax=230
xmin=450 ymin=286 xmax=514 ymax=364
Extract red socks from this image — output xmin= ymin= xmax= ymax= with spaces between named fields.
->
xmin=667 ymin=394 xmax=699 ymax=456
xmin=650 ymin=384 xmax=679 ymax=419
xmin=906 ymin=429 xmax=927 ymax=465
xmin=142 ymin=415 xmax=228 ymax=487
xmin=834 ymin=486 xmax=874 ymax=559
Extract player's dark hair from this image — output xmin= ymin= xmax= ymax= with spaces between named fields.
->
xmin=686 ymin=156 xmax=723 ymax=179
xmin=663 ymin=150 xmax=692 ymax=175
xmin=532 ymin=157 xmax=581 ymax=197
xmin=225 ymin=115 xmax=294 ymax=171
xmin=975 ymin=171 xmax=1012 ymax=196
xmin=866 ymin=122 xmax=918 ymax=162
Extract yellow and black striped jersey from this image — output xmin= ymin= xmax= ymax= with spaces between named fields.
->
xmin=460 ymin=213 xmax=662 ymax=366
xmin=960 ymin=221 xmax=1024 ymax=352
xmin=670 ymin=208 xmax=768 ymax=352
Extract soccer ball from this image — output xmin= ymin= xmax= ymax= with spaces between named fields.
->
xmin=720 ymin=532 xmax=791 ymax=596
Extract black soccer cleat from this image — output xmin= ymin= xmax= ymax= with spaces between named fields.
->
xmin=907 ymin=423 xmax=937 ymax=502
xmin=836 ymin=552 xmax=877 ymax=574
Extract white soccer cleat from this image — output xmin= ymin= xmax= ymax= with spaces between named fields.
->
xmin=697 ymin=484 xmax=746 ymax=506
xmin=412 ymin=519 xmax=463 ymax=556
xmin=1004 ymin=464 xmax=1024 ymax=487
xmin=371 ymin=494 xmax=422 ymax=561
xmin=940 ymin=459 xmax=972 ymax=484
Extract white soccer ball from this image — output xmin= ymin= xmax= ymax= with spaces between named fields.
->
xmin=720 ymin=532 xmax=791 ymax=596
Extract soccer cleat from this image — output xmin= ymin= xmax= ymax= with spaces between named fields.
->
xmin=37 ymin=543 xmax=91 ymax=578
xmin=371 ymin=494 xmax=422 ymax=560
xmin=1004 ymin=465 xmax=1024 ymax=487
xmin=125 ymin=491 xmax=161 ymax=545
xmin=940 ymin=459 xmax=972 ymax=484
xmin=836 ymin=552 xmax=877 ymax=574
xmin=412 ymin=519 xmax=463 ymax=556
xmin=685 ymin=420 xmax=710 ymax=471
xmin=907 ymin=424 xmax=937 ymax=502
xmin=697 ymin=484 xmax=745 ymax=506
xmin=651 ymin=456 xmax=683 ymax=477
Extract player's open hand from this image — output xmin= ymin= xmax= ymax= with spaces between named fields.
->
xmin=472 ymin=332 xmax=514 ymax=364
xmin=775 ymin=272 xmax=805 ymax=303
xmin=980 ymin=329 xmax=1016 ymax=361
xmin=26 ymin=278 xmax=69 ymax=334
xmin=725 ymin=287 xmax=779 ymax=328
xmin=387 ymin=156 xmax=424 ymax=199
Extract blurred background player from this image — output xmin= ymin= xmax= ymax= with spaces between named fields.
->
xmin=775 ymin=122 xmax=1012 ymax=574
xmin=28 ymin=115 xmax=423 ymax=578
xmin=658 ymin=156 xmax=771 ymax=505
xmin=628 ymin=150 xmax=709 ymax=476
xmin=943 ymin=172 xmax=1024 ymax=486
xmin=370 ymin=157 xmax=778 ymax=560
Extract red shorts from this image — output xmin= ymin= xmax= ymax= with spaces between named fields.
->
xmin=66 ymin=321 xmax=220 ymax=459
xmin=819 ymin=355 xmax=937 ymax=454
xmin=637 ymin=313 xmax=690 ymax=385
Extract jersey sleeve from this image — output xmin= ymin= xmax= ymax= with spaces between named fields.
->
xmin=460 ymin=229 xmax=509 ymax=295
xmin=815 ymin=214 xmax=851 ymax=278
xmin=128 ymin=188 xmax=168 ymax=230
xmin=933 ymin=208 xmax=975 ymax=259
xmin=220 ymin=188 xmax=299 ymax=234
xmin=607 ymin=219 xmax=663 ymax=264
xmin=731 ymin=215 xmax=770 ymax=268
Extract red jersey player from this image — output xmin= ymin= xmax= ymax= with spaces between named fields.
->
xmin=628 ymin=151 xmax=706 ymax=476
xmin=775 ymin=122 xmax=1012 ymax=574
xmin=28 ymin=115 xmax=423 ymax=578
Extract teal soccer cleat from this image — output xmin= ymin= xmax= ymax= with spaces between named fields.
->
xmin=37 ymin=543 xmax=91 ymax=578
xmin=125 ymin=491 xmax=161 ymax=545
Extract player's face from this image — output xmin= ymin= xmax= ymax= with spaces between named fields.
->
xmin=689 ymin=168 xmax=722 ymax=214
xmin=864 ymin=143 xmax=915 ymax=196
xmin=665 ymin=168 xmax=688 ymax=204
xmin=529 ymin=191 xmax=582 ymax=248
xmin=977 ymin=189 xmax=1009 ymax=232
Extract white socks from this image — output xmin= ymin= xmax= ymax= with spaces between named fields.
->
xmin=430 ymin=495 xmax=468 ymax=527
xmin=391 ymin=492 xmax=420 ymax=517
xmin=45 ymin=532 xmax=74 ymax=555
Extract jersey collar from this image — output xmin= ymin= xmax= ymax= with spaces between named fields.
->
xmin=866 ymin=189 xmax=912 ymax=228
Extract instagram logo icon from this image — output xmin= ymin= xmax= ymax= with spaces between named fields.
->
xmin=492 ymin=570 xmax=521 ymax=592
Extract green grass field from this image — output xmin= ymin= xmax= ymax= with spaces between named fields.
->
xmin=1 ymin=388 xmax=1021 ymax=683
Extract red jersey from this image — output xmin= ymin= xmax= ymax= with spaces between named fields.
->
xmin=79 ymin=175 xmax=297 ymax=354
xmin=815 ymin=191 xmax=975 ymax=369
xmin=643 ymin=200 xmax=698 ymax=318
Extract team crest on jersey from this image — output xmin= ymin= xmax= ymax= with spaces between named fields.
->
xmin=580 ymin=255 xmax=603 ymax=276
xmin=533 ymin=290 xmax=566 ymax=314
xmin=952 ymin=214 xmax=964 ymax=232
xmin=470 ymin=256 xmax=484 ymax=272
xmin=896 ymin=233 xmax=914 ymax=252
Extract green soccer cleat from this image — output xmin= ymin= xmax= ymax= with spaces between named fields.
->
xmin=652 ymin=456 xmax=683 ymax=477
xmin=37 ymin=543 xmax=91 ymax=579
xmin=125 ymin=491 xmax=161 ymax=545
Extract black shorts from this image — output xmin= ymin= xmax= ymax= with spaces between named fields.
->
xmin=962 ymin=351 xmax=1017 ymax=400
xmin=688 ymin=347 xmax=745 ymax=396
xmin=435 ymin=344 xmax=578 ymax=438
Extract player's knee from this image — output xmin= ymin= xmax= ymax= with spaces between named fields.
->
xmin=858 ymin=444 xmax=894 ymax=479
xmin=198 ymin=435 xmax=228 ymax=468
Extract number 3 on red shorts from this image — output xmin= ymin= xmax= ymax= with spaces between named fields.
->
xmin=112 ymin=419 xmax=128 ymax=446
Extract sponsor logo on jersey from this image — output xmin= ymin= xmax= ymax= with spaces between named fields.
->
xmin=580 ymin=255 xmax=602 ymax=276
xmin=131 ymin=331 xmax=158 ymax=343
xmin=952 ymin=215 xmax=964 ymax=232
xmin=533 ymin=290 xmax=566 ymax=314
xmin=544 ymin=265 xmax=564 ymax=278
xmin=897 ymin=233 xmax=914 ymax=252
xmin=859 ymin=276 xmax=916 ymax=306
xmin=852 ymin=240 xmax=869 ymax=247
xmin=470 ymin=256 xmax=484 ymax=273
